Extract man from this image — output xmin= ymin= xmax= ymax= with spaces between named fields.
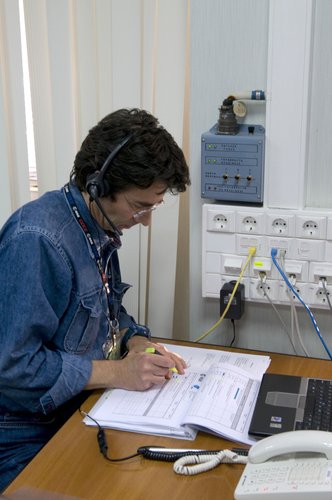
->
xmin=0 ymin=108 xmax=191 ymax=490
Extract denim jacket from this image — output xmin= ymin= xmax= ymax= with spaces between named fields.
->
xmin=0 ymin=182 xmax=137 ymax=416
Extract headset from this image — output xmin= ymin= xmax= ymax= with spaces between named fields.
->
xmin=85 ymin=134 xmax=132 ymax=236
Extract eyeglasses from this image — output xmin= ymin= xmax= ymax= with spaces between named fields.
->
xmin=123 ymin=194 xmax=164 ymax=220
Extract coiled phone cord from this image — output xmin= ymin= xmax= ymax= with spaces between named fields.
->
xmin=80 ymin=408 xmax=249 ymax=472
xmin=173 ymin=449 xmax=248 ymax=476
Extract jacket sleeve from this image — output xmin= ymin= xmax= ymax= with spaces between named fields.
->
xmin=0 ymin=230 xmax=92 ymax=414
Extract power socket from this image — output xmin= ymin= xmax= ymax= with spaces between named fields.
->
xmin=295 ymin=215 xmax=327 ymax=239
xmin=266 ymin=213 xmax=295 ymax=236
xmin=249 ymin=277 xmax=279 ymax=301
xmin=236 ymin=211 xmax=265 ymax=234
xmin=207 ymin=209 xmax=235 ymax=232
xmin=279 ymin=282 xmax=308 ymax=304
xmin=311 ymin=283 xmax=332 ymax=307
xmin=220 ymin=281 xmax=245 ymax=319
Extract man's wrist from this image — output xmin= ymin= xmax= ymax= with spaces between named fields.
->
xmin=120 ymin=325 xmax=151 ymax=357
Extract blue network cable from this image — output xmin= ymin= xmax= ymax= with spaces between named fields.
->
xmin=270 ymin=247 xmax=332 ymax=361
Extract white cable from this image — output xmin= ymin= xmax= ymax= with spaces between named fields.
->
xmin=321 ymin=279 xmax=332 ymax=312
xmin=279 ymin=255 xmax=309 ymax=357
xmin=289 ymin=291 xmax=297 ymax=352
xmin=259 ymin=277 xmax=297 ymax=355
xmin=287 ymin=288 xmax=310 ymax=357
xmin=173 ymin=450 xmax=248 ymax=476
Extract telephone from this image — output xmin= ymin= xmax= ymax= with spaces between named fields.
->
xmin=234 ymin=430 xmax=332 ymax=499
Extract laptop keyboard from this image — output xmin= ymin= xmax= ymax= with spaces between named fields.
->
xmin=296 ymin=378 xmax=332 ymax=431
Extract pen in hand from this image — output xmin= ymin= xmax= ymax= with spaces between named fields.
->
xmin=145 ymin=347 xmax=178 ymax=373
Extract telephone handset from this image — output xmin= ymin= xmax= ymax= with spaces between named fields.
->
xmin=234 ymin=430 xmax=332 ymax=499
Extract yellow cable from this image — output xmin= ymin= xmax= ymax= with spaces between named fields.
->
xmin=194 ymin=246 xmax=256 ymax=343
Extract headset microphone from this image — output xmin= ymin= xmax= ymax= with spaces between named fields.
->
xmin=86 ymin=135 xmax=132 ymax=236
xmin=91 ymin=195 xmax=123 ymax=237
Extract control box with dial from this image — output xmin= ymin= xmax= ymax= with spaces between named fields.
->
xmin=201 ymin=123 xmax=265 ymax=204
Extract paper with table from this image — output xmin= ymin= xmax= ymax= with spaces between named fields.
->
xmin=83 ymin=344 xmax=271 ymax=445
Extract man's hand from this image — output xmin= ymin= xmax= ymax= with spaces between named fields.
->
xmin=127 ymin=336 xmax=187 ymax=376
xmin=86 ymin=339 xmax=187 ymax=391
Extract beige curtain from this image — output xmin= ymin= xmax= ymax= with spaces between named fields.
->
xmin=0 ymin=0 xmax=190 ymax=339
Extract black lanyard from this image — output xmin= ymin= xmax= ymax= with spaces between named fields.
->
xmin=64 ymin=183 xmax=121 ymax=359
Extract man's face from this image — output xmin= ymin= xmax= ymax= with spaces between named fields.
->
xmin=88 ymin=181 xmax=167 ymax=231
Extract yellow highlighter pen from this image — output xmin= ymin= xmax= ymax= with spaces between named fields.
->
xmin=145 ymin=347 xmax=178 ymax=373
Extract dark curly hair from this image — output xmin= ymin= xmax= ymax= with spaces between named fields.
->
xmin=70 ymin=108 xmax=190 ymax=198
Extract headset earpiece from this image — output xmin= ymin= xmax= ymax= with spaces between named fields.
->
xmin=85 ymin=135 xmax=132 ymax=200
xmin=86 ymin=171 xmax=108 ymax=200
xmin=84 ymin=134 xmax=132 ymax=237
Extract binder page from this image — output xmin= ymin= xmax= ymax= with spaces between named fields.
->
xmin=85 ymin=371 xmax=201 ymax=439
xmin=84 ymin=344 xmax=270 ymax=443
xmin=182 ymin=363 xmax=262 ymax=445
xmin=162 ymin=343 xmax=271 ymax=377
xmin=165 ymin=344 xmax=270 ymax=445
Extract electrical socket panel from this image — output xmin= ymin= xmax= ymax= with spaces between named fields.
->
xmin=266 ymin=213 xmax=295 ymax=236
xmin=249 ymin=278 xmax=279 ymax=302
xmin=236 ymin=212 xmax=265 ymax=234
xmin=202 ymin=204 xmax=332 ymax=309
xmin=309 ymin=283 xmax=332 ymax=307
xmin=278 ymin=282 xmax=309 ymax=304
xmin=206 ymin=209 xmax=236 ymax=232
xmin=295 ymin=215 xmax=327 ymax=239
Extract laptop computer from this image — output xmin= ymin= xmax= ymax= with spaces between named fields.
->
xmin=249 ymin=372 xmax=332 ymax=439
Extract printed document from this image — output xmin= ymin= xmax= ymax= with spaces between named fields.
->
xmin=84 ymin=344 xmax=270 ymax=444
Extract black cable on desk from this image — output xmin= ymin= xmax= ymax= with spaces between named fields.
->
xmin=79 ymin=408 xmax=140 ymax=462
xmin=79 ymin=408 xmax=250 ymax=463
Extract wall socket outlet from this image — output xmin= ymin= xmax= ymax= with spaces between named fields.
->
xmin=207 ymin=209 xmax=235 ymax=232
xmin=236 ymin=212 xmax=265 ymax=234
xmin=295 ymin=215 xmax=327 ymax=239
xmin=266 ymin=213 xmax=295 ymax=236
xmin=266 ymin=214 xmax=295 ymax=236
xmin=310 ymin=283 xmax=332 ymax=307
xmin=279 ymin=282 xmax=308 ymax=304
xmin=249 ymin=278 xmax=279 ymax=302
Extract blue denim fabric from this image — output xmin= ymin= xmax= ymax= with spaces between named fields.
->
xmin=0 ymin=182 xmax=137 ymax=488
xmin=0 ymin=413 xmax=56 ymax=492
xmin=0 ymin=391 xmax=90 ymax=491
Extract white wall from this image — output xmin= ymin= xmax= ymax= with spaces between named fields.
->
xmin=189 ymin=0 xmax=332 ymax=359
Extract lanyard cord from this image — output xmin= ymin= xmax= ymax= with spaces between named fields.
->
xmin=64 ymin=183 xmax=116 ymax=320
